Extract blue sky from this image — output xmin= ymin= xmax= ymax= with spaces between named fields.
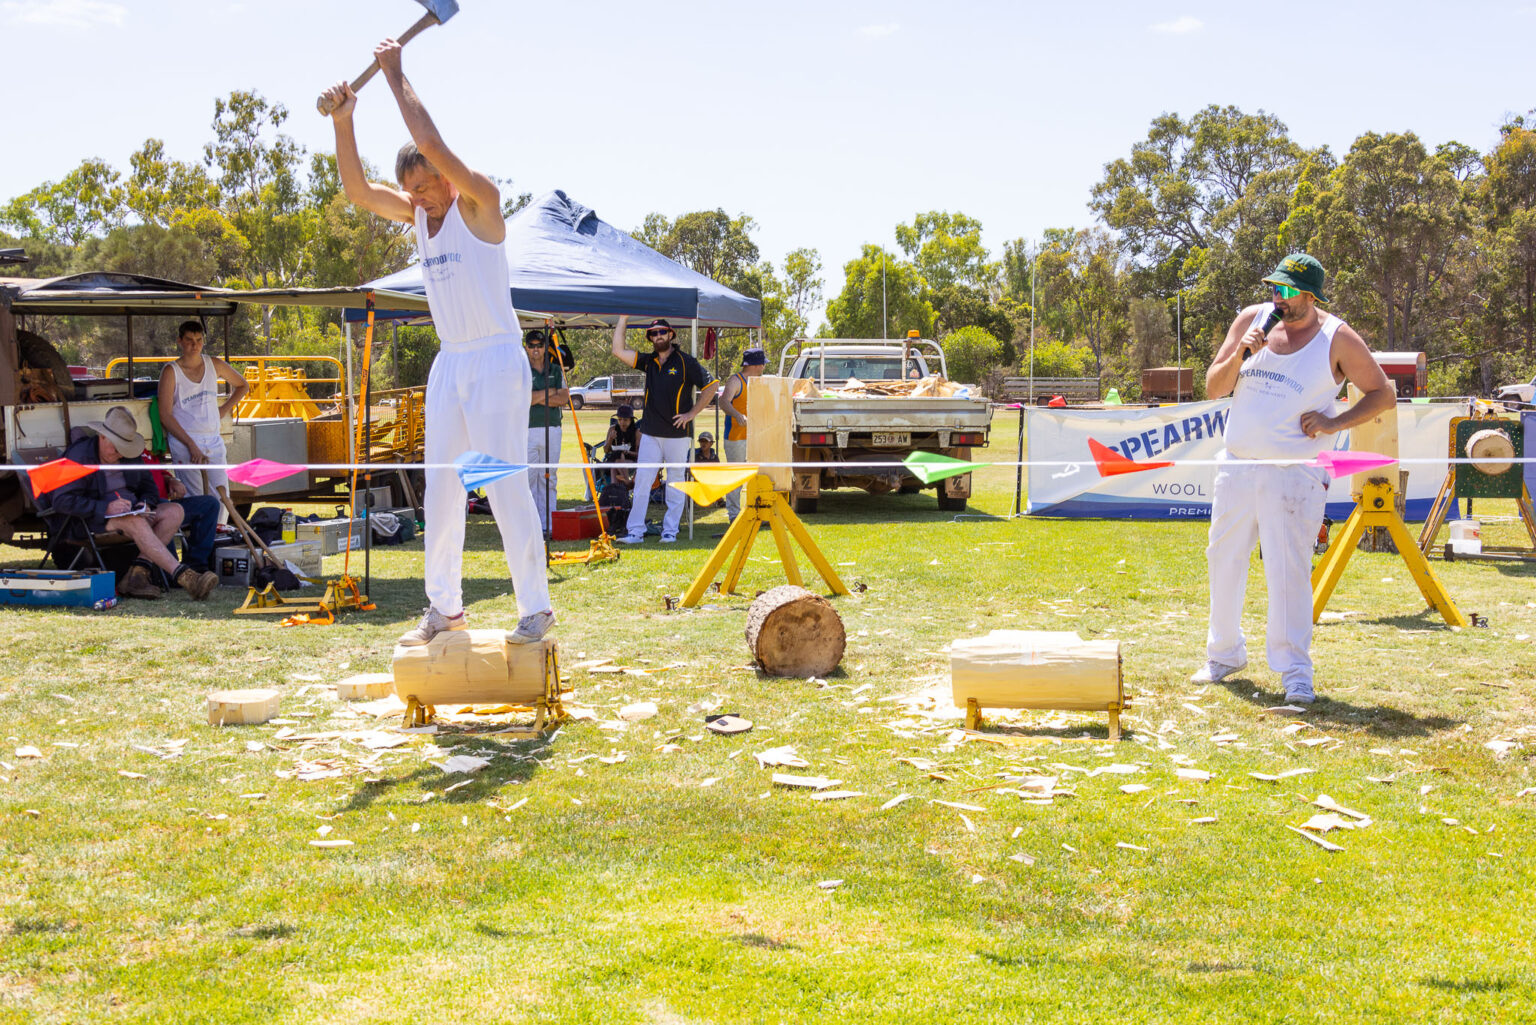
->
xmin=4 ymin=0 xmax=1532 ymax=311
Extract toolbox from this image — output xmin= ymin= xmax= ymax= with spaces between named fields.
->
xmin=214 ymin=540 xmax=323 ymax=587
xmin=0 ymin=569 xmax=116 ymax=609
xmin=296 ymin=517 xmax=366 ymax=556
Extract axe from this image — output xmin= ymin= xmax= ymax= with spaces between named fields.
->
xmin=316 ymin=0 xmax=460 ymax=115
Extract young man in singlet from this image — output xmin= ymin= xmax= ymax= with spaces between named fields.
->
xmin=716 ymin=348 xmax=766 ymax=520
xmin=1194 ymin=254 xmax=1393 ymax=706
xmin=157 ymin=320 xmax=248 ymax=502
xmin=322 ymin=39 xmax=554 ymax=647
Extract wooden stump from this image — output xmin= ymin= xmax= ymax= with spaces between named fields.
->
xmin=207 ymin=688 xmax=281 ymax=726
xmin=745 ymin=585 xmax=845 ymax=677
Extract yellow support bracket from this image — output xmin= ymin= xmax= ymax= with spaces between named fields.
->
xmin=680 ymin=474 xmax=850 ymax=608
xmin=1311 ymin=478 xmax=1467 ymax=628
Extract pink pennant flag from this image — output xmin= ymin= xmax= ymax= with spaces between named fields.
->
xmin=228 ymin=458 xmax=305 ymax=488
xmin=1310 ymin=450 xmax=1397 ymax=476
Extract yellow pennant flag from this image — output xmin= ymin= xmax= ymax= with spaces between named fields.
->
xmin=670 ymin=464 xmax=758 ymax=506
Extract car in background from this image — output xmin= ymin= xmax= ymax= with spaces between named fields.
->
xmin=1496 ymin=374 xmax=1536 ymax=404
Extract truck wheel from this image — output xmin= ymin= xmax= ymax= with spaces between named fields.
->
xmin=898 ymin=480 xmax=923 ymax=494
xmin=570 ymin=394 xmax=584 ymax=410
xmin=793 ymin=495 xmax=819 ymax=515
xmin=936 ymin=493 xmax=967 ymax=512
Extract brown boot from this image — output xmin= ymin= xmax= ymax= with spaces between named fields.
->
xmin=117 ymin=563 xmax=163 ymax=600
xmin=179 ymin=568 xmax=219 ymax=600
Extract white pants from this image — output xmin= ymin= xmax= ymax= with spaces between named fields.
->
xmin=1205 ymin=460 xmax=1328 ymax=687
xmin=723 ymin=438 xmax=748 ymax=520
xmin=527 ymin=425 xmax=561 ymax=534
xmin=169 ymin=431 xmax=230 ymax=524
xmin=625 ymin=433 xmax=691 ymax=540
xmin=424 ymin=339 xmax=550 ymax=620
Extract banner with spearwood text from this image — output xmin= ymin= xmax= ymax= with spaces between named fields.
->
xmin=1026 ymin=400 xmax=1462 ymax=521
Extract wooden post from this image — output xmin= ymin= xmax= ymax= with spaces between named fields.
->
xmin=746 ymin=377 xmax=793 ymax=492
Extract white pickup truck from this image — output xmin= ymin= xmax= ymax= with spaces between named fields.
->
xmin=568 ymin=373 xmax=645 ymax=410
xmin=780 ymin=339 xmax=993 ymax=513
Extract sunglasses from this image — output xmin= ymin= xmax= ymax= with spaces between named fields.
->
xmin=647 ymin=330 xmax=672 ymax=339
xmin=1270 ymin=284 xmax=1304 ymax=300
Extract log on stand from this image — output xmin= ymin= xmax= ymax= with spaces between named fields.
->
xmin=745 ymin=584 xmax=846 ymax=677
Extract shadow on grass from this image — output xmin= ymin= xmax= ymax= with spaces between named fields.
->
xmin=1418 ymin=976 xmax=1514 ymax=993
xmin=231 ymin=923 xmax=295 ymax=940
xmin=967 ymin=720 xmax=1126 ymax=743
xmin=336 ymin=740 xmax=546 ymax=814
xmin=1215 ymin=677 xmax=1461 ymax=737
xmin=737 ymin=932 xmax=798 ymax=952
xmin=9 ymin=918 xmax=75 ymax=935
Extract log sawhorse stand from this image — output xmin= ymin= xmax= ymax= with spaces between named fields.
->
xmin=680 ymin=474 xmax=850 ymax=609
xmin=1311 ymin=477 xmax=1468 ymax=628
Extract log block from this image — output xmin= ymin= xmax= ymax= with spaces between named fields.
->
xmin=1347 ymin=385 xmax=1399 ymax=498
xmin=745 ymin=585 xmax=845 ymax=677
xmin=746 ymin=377 xmax=794 ymax=491
xmin=335 ymin=673 xmax=394 ymax=700
xmin=207 ymin=688 xmax=281 ymax=726
xmin=391 ymin=630 xmax=555 ymax=707
xmin=950 ymin=631 xmax=1124 ymax=735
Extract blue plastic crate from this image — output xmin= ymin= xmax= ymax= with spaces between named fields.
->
xmin=0 ymin=569 xmax=117 ymax=609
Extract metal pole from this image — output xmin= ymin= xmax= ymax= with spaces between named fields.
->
xmin=881 ymin=250 xmax=888 ymax=340
xmin=1028 ymin=250 xmax=1037 ymax=405
xmin=125 ymin=314 xmax=133 ymax=388
xmin=343 ymin=322 xmax=355 ymax=467
xmin=392 ymin=321 xmax=400 ymax=389
xmin=1176 ymin=291 xmax=1182 ymax=371
xmin=689 ymin=317 xmax=699 ymax=540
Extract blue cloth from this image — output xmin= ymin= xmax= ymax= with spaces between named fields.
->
xmin=453 ymin=450 xmax=528 ymax=491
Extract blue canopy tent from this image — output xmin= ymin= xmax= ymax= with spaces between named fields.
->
xmin=348 ymin=189 xmax=762 ymax=344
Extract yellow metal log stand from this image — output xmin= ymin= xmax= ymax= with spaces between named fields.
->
xmin=1311 ymin=477 xmax=1467 ymax=627
xmin=680 ymin=473 xmax=851 ymax=608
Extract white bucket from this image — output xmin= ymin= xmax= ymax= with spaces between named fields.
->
xmin=1448 ymin=519 xmax=1482 ymax=555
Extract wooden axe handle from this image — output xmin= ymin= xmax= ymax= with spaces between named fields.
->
xmin=316 ymin=11 xmax=442 ymax=115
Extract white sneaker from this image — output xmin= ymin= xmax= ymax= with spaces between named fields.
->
xmin=660 ymin=534 xmax=677 ymax=543
xmin=618 ymin=534 xmax=645 ymax=545
xmin=1283 ymin=680 xmax=1316 ymax=706
xmin=398 ymin=607 xmax=466 ymax=647
xmin=1189 ymin=659 xmax=1247 ymax=684
xmin=509 ymin=609 xmax=556 ymax=644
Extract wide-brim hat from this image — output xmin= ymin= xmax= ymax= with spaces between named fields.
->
xmin=87 ymin=406 xmax=146 ymax=458
xmin=1264 ymin=253 xmax=1329 ymax=304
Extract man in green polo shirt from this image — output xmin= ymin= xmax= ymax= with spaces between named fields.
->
xmin=525 ymin=328 xmax=569 ymax=536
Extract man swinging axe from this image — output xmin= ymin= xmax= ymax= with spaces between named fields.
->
xmin=322 ymin=35 xmax=555 ymax=648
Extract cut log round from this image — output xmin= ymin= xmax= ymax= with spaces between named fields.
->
xmin=745 ymin=585 xmax=845 ymax=678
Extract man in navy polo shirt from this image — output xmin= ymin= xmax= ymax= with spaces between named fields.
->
xmin=610 ymin=316 xmax=719 ymax=543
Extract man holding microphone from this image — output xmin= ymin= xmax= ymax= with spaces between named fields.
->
xmin=1194 ymin=254 xmax=1393 ymax=706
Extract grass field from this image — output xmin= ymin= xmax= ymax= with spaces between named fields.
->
xmin=2 ymin=409 xmax=1533 ymax=1024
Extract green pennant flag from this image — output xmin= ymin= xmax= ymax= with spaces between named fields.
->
xmin=904 ymin=451 xmax=991 ymax=484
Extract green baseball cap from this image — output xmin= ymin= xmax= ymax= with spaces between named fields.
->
xmin=1263 ymin=253 xmax=1328 ymax=304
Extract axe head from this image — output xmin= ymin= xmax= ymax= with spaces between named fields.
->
xmin=415 ymin=0 xmax=459 ymax=23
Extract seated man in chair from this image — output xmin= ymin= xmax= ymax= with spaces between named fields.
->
xmin=49 ymin=406 xmax=220 ymax=600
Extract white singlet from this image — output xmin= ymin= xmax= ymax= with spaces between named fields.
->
xmin=1222 ymin=303 xmax=1344 ymax=462
xmin=413 ymin=201 xmax=519 ymax=347
xmin=168 ymin=355 xmax=221 ymax=436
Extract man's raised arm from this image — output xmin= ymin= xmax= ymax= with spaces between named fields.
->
xmin=611 ymin=316 xmax=639 ymax=369
xmin=374 ymin=39 xmax=504 ymax=242
xmin=321 ymin=82 xmax=414 ymax=224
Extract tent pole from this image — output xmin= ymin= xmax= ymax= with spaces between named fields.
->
xmin=688 ymin=317 xmax=699 ymax=540
xmin=344 ymin=321 xmax=355 ymax=468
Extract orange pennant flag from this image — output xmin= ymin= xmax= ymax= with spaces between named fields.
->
xmin=1088 ymin=438 xmax=1172 ymax=477
xmin=27 ymin=457 xmax=95 ymax=495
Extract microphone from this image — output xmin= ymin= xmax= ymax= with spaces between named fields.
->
xmin=1244 ymin=307 xmax=1283 ymax=358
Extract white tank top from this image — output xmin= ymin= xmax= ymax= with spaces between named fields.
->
xmin=169 ymin=355 xmax=221 ymax=436
xmin=1223 ymin=303 xmax=1344 ymax=462
xmin=413 ymin=201 xmax=520 ymax=347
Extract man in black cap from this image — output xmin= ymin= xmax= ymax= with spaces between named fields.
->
xmin=1194 ymin=253 xmax=1393 ymax=706
xmin=610 ymin=316 xmax=719 ymax=543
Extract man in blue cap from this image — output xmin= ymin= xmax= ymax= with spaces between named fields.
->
xmin=1194 ymin=253 xmax=1393 ymax=707
xmin=717 ymin=347 xmax=767 ymax=521
xmin=609 ymin=316 xmax=720 ymax=542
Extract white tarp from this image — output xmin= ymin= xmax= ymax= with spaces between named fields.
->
xmin=1026 ymin=400 xmax=1463 ymax=521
